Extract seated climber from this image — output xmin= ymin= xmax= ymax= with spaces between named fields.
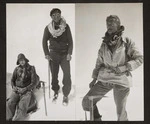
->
xmin=6 ymin=53 xmax=39 ymax=121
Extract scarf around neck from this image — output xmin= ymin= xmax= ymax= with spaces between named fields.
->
xmin=48 ymin=17 xmax=67 ymax=38
xmin=102 ymin=25 xmax=125 ymax=45
xmin=102 ymin=26 xmax=125 ymax=52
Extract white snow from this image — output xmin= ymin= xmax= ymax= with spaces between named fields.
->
xmin=26 ymin=84 xmax=143 ymax=121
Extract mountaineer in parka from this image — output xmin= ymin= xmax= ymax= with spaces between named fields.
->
xmin=82 ymin=15 xmax=143 ymax=121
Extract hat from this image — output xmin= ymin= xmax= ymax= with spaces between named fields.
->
xmin=16 ymin=53 xmax=29 ymax=65
xmin=106 ymin=15 xmax=121 ymax=27
xmin=50 ymin=8 xmax=61 ymax=17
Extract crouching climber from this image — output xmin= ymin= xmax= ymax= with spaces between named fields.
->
xmin=6 ymin=53 xmax=39 ymax=121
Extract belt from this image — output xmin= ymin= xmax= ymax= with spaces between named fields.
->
xmin=50 ymin=49 xmax=68 ymax=53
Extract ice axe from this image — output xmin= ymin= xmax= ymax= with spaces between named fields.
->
xmin=48 ymin=60 xmax=50 ymax=99
xmin=88 ymin=95 xmax=108 ymax=121
xmin=40 ymin=81 xmax=47 ymax=116
xmin=81 ymin=95 xmax=107 ymax=121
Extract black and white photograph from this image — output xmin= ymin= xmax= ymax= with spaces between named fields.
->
xmin=5 ymin=2 xmax=144 ymax=122
xmin=75 ymin=3 xmax=143 ymax=121
xmin=6 ymin=3 xmax=75 ymax=121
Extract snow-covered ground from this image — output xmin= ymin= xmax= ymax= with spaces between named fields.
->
xmin=24 ymin=85 xmax=143 ymax=121
xmin=6 ymin=3 xmax=143 ymax=121
xmin=6 ymin=71 xmax=144 ymax=121
xmin=28 ymin=87 xmax=76 ymax=121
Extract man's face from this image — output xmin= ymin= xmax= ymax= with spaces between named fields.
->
xmin=107 ymin=20 xmax=119 ymax=35
xmin=19 ymin=59 xmax=26 ymax=66
xmin=51 ymin=12 xmax=61 ymax=23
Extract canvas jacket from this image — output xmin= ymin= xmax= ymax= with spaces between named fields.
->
xmin=92 ymin=37 xmax=143 ymax=87
xmin=11 ymin=64 xmax=37 ymax=91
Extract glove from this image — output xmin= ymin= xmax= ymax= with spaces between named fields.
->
xmin=67 ymin=54 xmax=72 ymax=61
xmin=17 ymin=87 xmax=27 ymax=94
xmin=110 ymin=66 xmax=121 ymax=74
xmin=45 ymin=55 xmax=52 ymax=61
xmin=110 ymin=65 xmax=128 ymax=74
xmin=12 ymin=86 xmax=18 ymax=92
xmin=89 ymin=79 xmax=97 ymax=89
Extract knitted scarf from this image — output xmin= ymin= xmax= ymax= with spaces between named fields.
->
xmin=103 ymin=25 xmax=125 ymax=46
xmin=48 ymin=17 xmax=67 ymax=38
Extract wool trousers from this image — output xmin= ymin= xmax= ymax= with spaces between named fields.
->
xmin=82 ymin=81 xmax=130 ymax=121
xmin=49 ymin=51 xmax=72 ymax=97
xmin=6 ymin=91 xmax=34 ymax=121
